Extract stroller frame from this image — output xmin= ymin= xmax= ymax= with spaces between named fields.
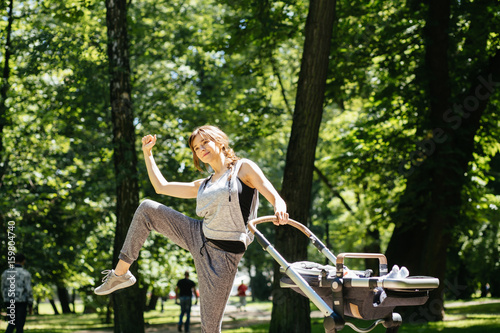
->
xmin=248 ymin=216 xmax=439 ymax=333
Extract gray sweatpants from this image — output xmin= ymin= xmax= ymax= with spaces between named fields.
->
xmin=119 ymin=199 xmax=243 ymax=333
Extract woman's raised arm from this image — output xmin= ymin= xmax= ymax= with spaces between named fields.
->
xmin=142 ymin=134 xmax=203 ymax=199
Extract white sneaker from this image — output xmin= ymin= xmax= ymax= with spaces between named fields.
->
xmin=94 ymin=269 xmax=136 ymax=295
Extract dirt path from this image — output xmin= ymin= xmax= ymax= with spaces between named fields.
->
xmin=445 ymin=298 xmax=500 ymax=308
xmin=147 ymin=303 xmax=273 ymax=333
xmin=74 ymin=302 xmax=276 ymax=333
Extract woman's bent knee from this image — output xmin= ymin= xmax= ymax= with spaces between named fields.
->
xmin=136 ymin=199 xmax=160 ymax=213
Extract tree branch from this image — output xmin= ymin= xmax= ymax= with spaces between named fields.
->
xmin=270 ymin=57 xmax=292 ymax=115
xmin=313 ymin=165 xmax=355 ymax=214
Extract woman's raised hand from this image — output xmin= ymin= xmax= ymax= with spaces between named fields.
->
xmin=142 ymin=134 xmax=157 ymax=153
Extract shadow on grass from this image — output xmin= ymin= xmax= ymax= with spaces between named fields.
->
xmin=224 ymin=299 xmax=500 ymax=333
xmin=23 ymin=313 xmax=113 ymax=332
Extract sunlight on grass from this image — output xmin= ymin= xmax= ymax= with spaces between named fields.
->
xmin=0 ymin=300 xmax=182 ymax=332
xmin=224 ymin=324 xmax=270 ymax=333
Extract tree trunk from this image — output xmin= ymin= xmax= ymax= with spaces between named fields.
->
xmin=105 ymin=0 xmax=144 ymax=332
xmin=0 ymin=0 xmax=14 ymax=185
xmin=386 ymin=0 xmax=453 ymax=322
xmin=57 ymin=286 xmax=72 ymax=314
xmin=386 ymin=0 xmax=500 ymax=322
xmin=146 ymin=288 xmax=160 ymax=312
xmin=363 ymin=228 xmax=381 ymax=275
xmin=270 ymin=0 xmax=336 ymax=332
xmin=48 ymin=298 xmax=60 ymax=315
xmin=71 ymin=289 xmax=76 ymax=313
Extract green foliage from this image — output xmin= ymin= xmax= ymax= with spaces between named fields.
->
xmin=1 ymin=0 xmax=499 ymax=321
xmin=310 ymin=0 xmax=422 ymax=256
xmin=309 ymin=0 xmax=500 ymax=294
xmin=0 ymin=0 xmax=112 ymax=298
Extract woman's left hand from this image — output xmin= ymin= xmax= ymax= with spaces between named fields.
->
xmin=274 ymin=209 xmax=289 ymax=226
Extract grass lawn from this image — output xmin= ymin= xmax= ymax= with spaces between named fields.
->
xmin=1 ymin=298 xmax=182 ymax=332
xmin=1 ymin=297 xmax=498 ymax=332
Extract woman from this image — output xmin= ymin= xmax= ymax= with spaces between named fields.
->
xmin=94 ymin=125 xmax=288 ymax=332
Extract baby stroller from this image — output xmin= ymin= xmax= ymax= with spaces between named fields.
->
xmin=248 ymin=216 xmax=440 ymax=333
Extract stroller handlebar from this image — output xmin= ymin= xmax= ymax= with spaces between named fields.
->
xmin=248 ymin=216 xmax=389 ymax=276
xmin=248 ymin=215 xmax=338 ymax=265
xmin=336 ymin=252 xmax=388 ymax=277
xmin=248 ymin=215 xmax=314 ymax=238
xmin=337 ymin=252 xmax=388 ymax=265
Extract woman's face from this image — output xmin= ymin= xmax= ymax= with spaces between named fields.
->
xmin=191 ymin=134 xmax=222 ymax=164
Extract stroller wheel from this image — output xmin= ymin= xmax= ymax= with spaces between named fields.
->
xmin=323 ymin=312 xmax=345 ymax=332
xmin=383 ymin=312 xmax=402 ymax=329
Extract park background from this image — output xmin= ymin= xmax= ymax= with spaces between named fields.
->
xmin=0 ymin=0 xmax=499 ymax=332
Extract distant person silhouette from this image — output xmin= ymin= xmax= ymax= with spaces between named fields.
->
xmin=175 ymin=271 xmax=198 ymax=332
xmin=237 ymin=281 xmax=248 ymax=311
xmin=2 ymin=254 xmax=33 ymax=333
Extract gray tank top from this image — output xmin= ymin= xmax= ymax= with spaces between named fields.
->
xmin=196 ymin=159 xmax=259 ymax=249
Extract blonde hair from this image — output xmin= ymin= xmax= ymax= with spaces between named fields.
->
xmin=188 ymin=125 xmax=239 ymax=172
